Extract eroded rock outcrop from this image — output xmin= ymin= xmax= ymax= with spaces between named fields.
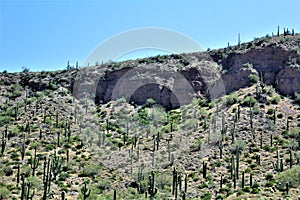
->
xmin=277 ymin=64 xmax=300 ymax=96
xmin=2 ymin=35 xmax=299 ymax=109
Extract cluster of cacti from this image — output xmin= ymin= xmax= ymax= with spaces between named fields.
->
xmin=272 ymin=150 xmax=283 ymax=172
xmin=21 ymin=175 xmax=35 ymax=200
xmin=1 ymin=45 xmax=300 ymax=200
xmin=51 ymin=152 xmax=62 ymax=180
xmin=172 ymin=167 xmax=187 ymax=199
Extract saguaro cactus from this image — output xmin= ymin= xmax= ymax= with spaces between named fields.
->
xmin=113 ymin=189 xmax=116 ymax=200
xmin=51 ymin=153 xmax=62 ymax=180
xmin=148 ymin=171 xmax=158 ymax=199
xmin=17 ymin=164 xmax=20 ymax=184
xmin=203 ymin=161 xmax=207 ymax=179
xmin=172 ymin=167 xmax=177 ymax=196
xmin=1 ymin=131 xmax=6 ymax=155
xmin=289 ymin=150 xmax=293 ymax=168
xmin=21 ymin=175 xmax=35 ymax=200
xmin=81 ymin=181 xmax=91 ymax=200
xmin=30 ymin=146 xmax=40 ymax=176
xmin=250 ymin=173 xmax=253 ymax=187
xmin=43 ymin=158 xmax=51 ymax=200
xmin=20 ymin=135 xmax=26 ymax=160
xmin=242 ymin=171 xmax=245 ymax=188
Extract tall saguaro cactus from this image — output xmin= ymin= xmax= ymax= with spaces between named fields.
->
xmin=43 ymin=158 xmax=52 ymax=200
xmin=30 ymin=146 xmax=39 ymax=176
xmin=148 ymin=171 xmax=158 ymax=199
xmin=81 ymin=181 xmax=91 ymax=200
xmin=51 ymin=153 xmax=62 ymax=180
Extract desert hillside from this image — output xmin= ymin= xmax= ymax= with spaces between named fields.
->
xmin=0 ymin=34 xmax=300 ymax=200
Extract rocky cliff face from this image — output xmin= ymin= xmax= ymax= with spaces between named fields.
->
xmin=84 ymin=35 xmax=300 ymax=108
xmin=212 ymin=45 xmax=300 ymax=95
xmin=2 ymin=35 xmax=299 ymax=109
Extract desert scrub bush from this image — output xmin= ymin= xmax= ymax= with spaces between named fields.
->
xmin=241 ymin=96 xmax=257 ymax=107
xmin=7 ymin=83 xmax=22 ymax=98
xmin=9 ymin=126 xmax=19 ymax=138
xmin=271 ymin=96 xmax=281 ymax=104
xmin=248 ymin=74 xmax=259 ymax=85
xmin=266 ymin=108 xmax=274 ymax=115
xmin=277 ymin=113 xmax=284 ymax=119
xmin=80 ymin=163 xmax=102 ymax=177
xmin=2 ymin=166 xmax=13 ymax=176
xmin=58 ymin=172 xmax=70 ymax=181
xmin=26 ymin=175 xmax=42 ymax=188
xmin=201 ymin=192 xmax=212 ymax=200
xmin=0 ymin=185 xmax=11 ymax=199
xmin=156 ymin=172 xmax=172 ymax=190
xmin=288 ymin=128 xmax=300 ymax=139
xmin=0 ymin=115 xmax=11 ymax=126
xmin=137 ymin=108 xmax=150 ymax=126
xmin=198 ymin=182 xmax=208 ymax=189
xmin=252 ymin=106 xmax=260 ymax=115
xmin=208 ymin=99 xmax=217 ymax=109
xmin=225 ymin=93 xmax=239 ymax=106
xmin=44 ymin=144 xmax=56 ymax=152
xmin=48 ymin=81 xmax=58 ymax=90
xmin=111 ymin=138 xmax=123 ymax=148
xmin=10 ymin=152 xmax=19 ymax=161
xmin=21 ymin=164 xmax=32 ymax=177
xmin=276 ymin=165 xmax=300 ymax=190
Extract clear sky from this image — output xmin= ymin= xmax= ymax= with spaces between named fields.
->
xmin=0 ymin=0 xmax=299 ymax=72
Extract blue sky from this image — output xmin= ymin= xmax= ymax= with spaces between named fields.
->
xmin=0 ymin=0 xmax=299 ymax=72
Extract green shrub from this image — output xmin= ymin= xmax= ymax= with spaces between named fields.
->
xmin=242 ymin=186 xmax=251 ymax=192
xmin=250 ymin=163 xmax=257 ymax=169
xmin=225 ymin=94 xmax=239 ymax=106
xmin=49 ymin=82 xmax=58 ymax=90
xmin=276 ymin=165 xmax=300 ymax=189
xmin=266 ymin=108 xmax=274 ymax=115
xmin=81 ymin=163 xmax=102 ymax=177
xmin=0 ymin=116 xmax=12 ymax=127
xmin=265 ymin=174 xmax=274 ymax=181
xmin=241 ymin=96 xmax=257 ymax=107
xmin=7 ymin=84 xmax=22 ymax=98
xmin=201 ymin=192 xmax=212 ymax=200
xmin=265 ymin=180 xmax=275 ymax=187
xmin=3 ymin=166 xmax=13 ymax=176
xmin=198 ymin=183 xmax=208 ymax=189
xmin=0 ymin=186 xmax=10 ymax=199
xmin=271 ymin=96 xmax=281 ymax=104
xmin=58 ymin=172 xmax=70 ymax=181
xmin=26 ymin=176 xmax=42 ymax=188
xmin=248 ymin=74 xmax=259 ymax=85
xmin=277 ymin=113 xmax=284 ymax=119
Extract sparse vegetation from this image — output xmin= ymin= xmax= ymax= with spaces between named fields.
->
xmin=0 ymin=33 xmax=300 ymax=199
